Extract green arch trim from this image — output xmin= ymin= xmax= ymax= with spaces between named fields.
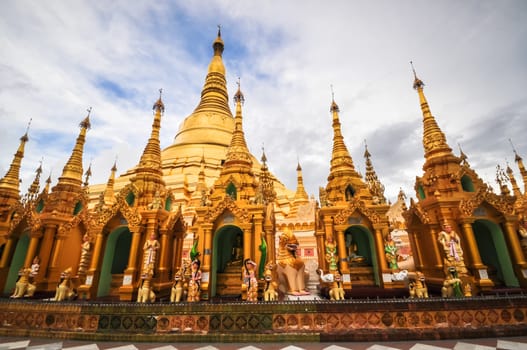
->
xmin=417 ymin=185 xmax=426 ymax=200
xmin=461 ymin=175 xmax=475 ymax=192
xmin=4 ymin=232 xmax=30 ymax=294
xmin=226 ymin=183 xmax=237 ymax=199
xmin=165 ymin=196 xmax=172 ymax=211
xmin=125 ymin=192 xmax=135 ymax=206
xmin=473 ymin=219 xmax=519 ymax=287
xmin=73 ymin=201 xmax=83 ymax=215
xmin=345 ymin=185 xmax=356 ymax=200
xmin=35 ymin=199 xmax=45 ymax=213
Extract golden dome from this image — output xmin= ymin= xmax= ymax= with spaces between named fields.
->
xmin=162 ymin=28 xmax=233 ymax=177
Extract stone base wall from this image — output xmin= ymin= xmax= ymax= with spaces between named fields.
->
xmin=0 ymin=296 xmax=526 ymax=342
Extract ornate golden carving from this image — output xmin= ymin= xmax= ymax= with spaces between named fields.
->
xmin=204 ymin=196 xmax=250 ymax=223
xmin=459 ymin=185 xmax=515 ymax=217
xmin=333 ymin=198 xmax=380 ymax=225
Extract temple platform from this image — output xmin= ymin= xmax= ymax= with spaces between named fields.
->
xmin=0 ymin=294 xmax=526 ymax=343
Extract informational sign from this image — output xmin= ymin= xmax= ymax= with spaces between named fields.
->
xmin=122 ymin=275 xmax=133 ymax=286
xmin=478 ymin=269 xmax=489 ymax=280
xmin=202 ymin=271 xmax=210 ymax=282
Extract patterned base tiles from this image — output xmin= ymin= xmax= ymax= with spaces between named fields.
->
xmin=0 ymin=340 xmax=31 ymax=349
xmin=410 ymin=345 xmax=450 ymax=350
xmin=497 ymin=340 xmax=527 ymax=350
xmin=453 ymin=342 xmax=496 ymax=350
xmin=1 ymin=338 xmax=527 ymax=350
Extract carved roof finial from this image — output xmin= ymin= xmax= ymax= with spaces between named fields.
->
xmin=153 ymin=88 xmax=165 ymax=113
xmin=83 ymin=161 xmax=92 ymax=187
xmin=458 ymin=143 xmax=469 ymax=166
xmin=234 ymin=77 xmax=244 ymax=104
xmin=410 ymin=61 xmax=424 ymax=90
xmin=261 ymin=144 xmax=267 ymax=164
xmin=330 ymin=84 xmax=339 ymax=113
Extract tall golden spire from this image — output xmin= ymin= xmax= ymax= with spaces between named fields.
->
xmin=506 ymin=162 xmax=522 ymax=198
xmin=57 ymin=109 xmax=91 ymax=188
xmin=43 ymin=173 xmax=52 ymax=194
xmin=259 ymin=148 xmax=276 ymax=204
xmin=0 ymin=120 xmax=30 ymax=194
xmin=190 ymin=26 xmax=231 ymax=119
xmin=25 ymin=161 xmax=43 ymax=202
xmin=510 ymin=139 xmax=527 ymax=193
xmin=103 ymin=161 xmax=117 ymax=205
xmin=192 ymin=153 xmax=209 ymax=205
xmin=363 ymin=141 xmax=386 ymax=204
xmin=411 ymin=62 xmax=456 ymax=166
xmin=293 ymin=161 xmax=309 ymax=204
xmin=138 ymin=90 xmax=164 ymax=172
xmin=327 ymin=91 xmax=361 ymax=182
xmin=132 ymin=91 xmax=166 ymax=208
xmin=222 ymin=79 xmax=253 ymax=171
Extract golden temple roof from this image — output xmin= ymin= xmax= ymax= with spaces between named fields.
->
xmin=0 ymin=129 xmax=29 ymax=194
xmin=411 ymin=62 xmax=457 ymax=168
xmin=56 ymin=113 xmax=91 ymax=188
xmin=325 ymin=95 xmax=367 ymax=203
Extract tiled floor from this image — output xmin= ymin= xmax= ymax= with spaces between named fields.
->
xmin=0 ymin=337 xmax=526 ymax=350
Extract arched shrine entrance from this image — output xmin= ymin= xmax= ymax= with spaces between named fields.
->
xmin=345 ymin=225 xmax=380 ymax=286
xmin=211 ymin=225 xmax=244 ymax=297
xmin=97 ymin=226 xmax=131 ymax=298
xmin=473 ymin=219 xmax=519 ymax=288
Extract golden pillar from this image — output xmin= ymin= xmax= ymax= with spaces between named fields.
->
xmin=375 ymin=228 xmax=389 ymax=271
xmin=174 ymin=230 xmax=185 ymax=268
xmin=202 ymin=224 xmax=213 ymax=272
xmin=460 ymin=221 xmax=484 ymax=268
xmin=242 ymin=223 xmax=252 ymax=261
xmin=48 ymin=230 xmax=66 ymax=280
xmin=158 ymin=227 xmax=169 ymax=280
xmin=23 ymin=231 xmax=42 ymax=268
xmin=120 ymin=225 xmax=142 ymax=301
xmin=201 ymin=224 xmax=213 ymax=298
xmin=38 ymin=224 xmax=57 ymax=279
xmin=504 ymin=221 xmax=527 ymax=267
xmin=264 ymin=226 xmax=275 ymax=265
xmin=430 ymin=227 xmax=443 ymax=269
xmin=411 ymin=230 xmax=424 ymax=271
xmin=314 ymin=229 xmax=325 ymax=271
xmin=125 ymin=225 xmax=142 ymax=276
xmin=89 ymin=229 xmax=104 ymax=273
xmin=0 ymin=236 xmax=15 ymax=268
xmin=335 ymin=225 xmax=349 ymax=272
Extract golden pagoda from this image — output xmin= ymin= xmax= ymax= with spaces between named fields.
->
xmin=316 ymin=94 xmax=394 ymax=291
xmin=404 ymin=64 xmax=527 ymax=292
xmin=1 ymin=30 xmax=527 ymax=304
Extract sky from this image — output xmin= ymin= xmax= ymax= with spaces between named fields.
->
xmin=1 ymin=0 xmax=526 ymax=203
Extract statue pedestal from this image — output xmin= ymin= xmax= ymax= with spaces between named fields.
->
xmin=349 ymin=266 xmax=375 ymax=287
xmin=284 ymin=293 xmax=319 ymax=301
xmin=216 ymin=265 xmax=242 ymax=296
